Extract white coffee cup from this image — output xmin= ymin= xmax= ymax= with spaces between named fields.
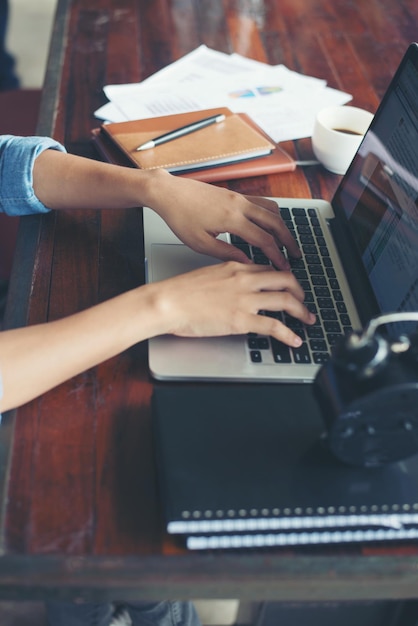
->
xmin=312 ymin=105 xmax=374 ymax=175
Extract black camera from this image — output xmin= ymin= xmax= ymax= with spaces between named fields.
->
xmin=314 ymin=312 xmax=418 ymax=467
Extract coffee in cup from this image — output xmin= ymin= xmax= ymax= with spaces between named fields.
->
xmin=312 ymin=105 xmax=374 ymax=175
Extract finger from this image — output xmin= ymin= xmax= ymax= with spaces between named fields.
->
xmin=189 ymin=235 xmax=253 ymax=264
xmin=228 ymin=220 xmax=291 ymax=270
xmin=253 ymin=290 xmax=316 ymax=326
xmin=244 ymin=268 xmax=306 ymax=302
xmin=221 ymin=264 xmax=309 ymax=308
xmin=243 ymin=311 xmax=306 ymax=348
xmin=226 ymin=211 xmax=298 ymax=268
xmin=244 ymin=195 xmax=281 ymax=214
xmin=243 ymin=197 xmax=301 ymax=259
xmin=251 ymin=209 xmax=300 ymax=260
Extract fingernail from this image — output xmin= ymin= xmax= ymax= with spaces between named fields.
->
xmin=293 ymin=335 xmax=302 ymax=347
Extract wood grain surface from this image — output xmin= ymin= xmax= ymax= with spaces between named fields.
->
xmin=2 ymin=0 xmax=418 ymax=603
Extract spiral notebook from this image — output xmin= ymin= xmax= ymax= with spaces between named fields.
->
xmin=152 ymin=383 xmax=418 ymax=550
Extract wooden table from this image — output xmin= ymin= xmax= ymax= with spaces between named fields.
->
xmin=1 ymin=0 xmax=418 ymax=604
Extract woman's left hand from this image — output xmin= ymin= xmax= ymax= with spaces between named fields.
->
xmin=145 ymin=171 xmax=300 ymax=270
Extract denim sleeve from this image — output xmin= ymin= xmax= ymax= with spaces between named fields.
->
xmin=0 ymin=134 xmax=66 ymax=216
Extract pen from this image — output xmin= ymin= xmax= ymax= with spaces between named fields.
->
xmin=135 ymin=114 xmax=226 ymax=151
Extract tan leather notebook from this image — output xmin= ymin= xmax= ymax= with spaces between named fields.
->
xmin=92 ymin=109 xmax=296 ymax=182
xmin=99 ymin=107 xmax=276 ymax=173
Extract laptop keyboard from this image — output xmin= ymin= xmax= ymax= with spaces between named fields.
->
xmin=230 ymin=206 xmax=353 ymax=366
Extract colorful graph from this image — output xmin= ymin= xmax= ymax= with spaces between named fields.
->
xmin=228 ymin=85 xmax=283 ymax=98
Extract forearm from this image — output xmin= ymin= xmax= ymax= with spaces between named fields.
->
xmin=32 ymin=149 xmax=168 ymax=210
xmin=0 ymin=284 xmax=163 ymax=412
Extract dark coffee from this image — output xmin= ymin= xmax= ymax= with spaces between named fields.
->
xmin=332 ymin=127 xmax=363 ymax=135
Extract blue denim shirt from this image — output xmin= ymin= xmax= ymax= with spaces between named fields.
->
xmin=0 ymin=134 xmax=66 ymax=216
xmin=0 ymin=135 xmax=66 ymax=411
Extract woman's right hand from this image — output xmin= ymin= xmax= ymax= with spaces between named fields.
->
xmin=146 ymin=261 xmax=315 ymax=347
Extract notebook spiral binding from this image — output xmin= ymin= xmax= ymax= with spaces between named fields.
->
xmin=187 ymin=527 xmax=418 ymax=550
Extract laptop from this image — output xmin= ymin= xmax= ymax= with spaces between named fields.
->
xmin=144 ymin=43 xmax=418 ymax=383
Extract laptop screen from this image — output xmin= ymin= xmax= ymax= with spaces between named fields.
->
xmin=333 ymin=43 xmax=418 ymax=336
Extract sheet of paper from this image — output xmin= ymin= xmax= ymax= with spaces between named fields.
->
xmin=94 ymin=102 xmax=129 ymax=123
xmin=96 ymin=45 xmax=352 ymax=142
xmin=239 ymin=86 xmax=352 ymax=142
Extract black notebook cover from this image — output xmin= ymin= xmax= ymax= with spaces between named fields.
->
xmin=152 ymin=383 xmax=418 ymax=550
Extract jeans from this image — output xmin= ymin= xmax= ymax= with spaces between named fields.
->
xmin=45 ymin=600 xmax=202 ymax=626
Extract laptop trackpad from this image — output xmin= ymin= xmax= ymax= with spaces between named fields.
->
xmin=148 ymin=243 xmax=222 ymax=283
